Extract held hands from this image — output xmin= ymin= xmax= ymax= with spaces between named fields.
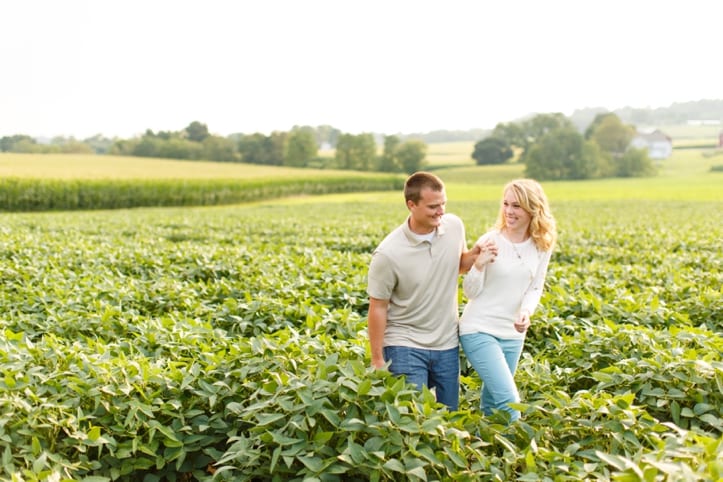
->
xmin=474 ymin=240 xmax=498 ymax=269
xmin=514 ymin=310 xmax=531 ymax=333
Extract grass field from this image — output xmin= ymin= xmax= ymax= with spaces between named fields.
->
xmin=0 ymin=153 xmax=391 ymax=180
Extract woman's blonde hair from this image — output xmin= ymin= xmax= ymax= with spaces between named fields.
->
xmin=494 ymin=179 xmax=557 ymax=251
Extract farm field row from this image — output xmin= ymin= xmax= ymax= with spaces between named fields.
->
xmin=0 ymin=153 xmax=397 ymax=180
xmin=0 ymin=183 xmax=721 ymax=479
xmin=0 ymin=145 xmax=721 ymax=214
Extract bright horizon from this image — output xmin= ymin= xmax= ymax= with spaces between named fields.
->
xmin=1 ymin=0 xmax=721 ymax=140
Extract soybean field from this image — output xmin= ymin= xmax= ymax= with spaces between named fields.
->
xmin=0 ymin=149 xmax=721 ymax=481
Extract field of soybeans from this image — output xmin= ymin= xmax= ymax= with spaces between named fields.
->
xmin=0 ymin=145 xmax=721 ymax=481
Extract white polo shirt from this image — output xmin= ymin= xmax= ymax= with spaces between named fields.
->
xmin=367 ymin=213 xmax=465 ymax=350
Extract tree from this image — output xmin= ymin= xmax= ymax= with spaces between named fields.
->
xmin=524 ymin=113 xmax=575 ymax=140
xmin=268 ymin=132 xmax=287 ymax=166
xmin=587 ymin=113 xmax=635 ymax=155
xmin=585 ymin=113 xmax=654 ymax=177
xmin=334 ymin=134 xmax=355 ymax=170
xmin=334 ymin=133 xmax=376 ymax=171
xmin=523 ymin=128 xmax=600 ymax=180
xmin=492 ymin=122 xmax=528 ymax=150
xmin=202 ymin=136 xmax=240 ymax=162
xmin=132 ymin=136 xmax=160 ymax=158
xmin=185 ymin=121 xmax=210 ymax=142
xmin=396 ymin=140 xmax=427 ymax=174
xmin=471 ymin=137 xmax=513 ymax=165
xmin=237 ymin=134 xmax=264 ymax=164
xmin=157 ymin=137 xmax=203 ymax=160
xmin=378 ymin=135 xmax=401 ymax=172
xmin=238 ymin=132 xmax=285 ymax=165
xmin=284 ymin=129 xmax=318 ymax=167
xmin=0 ymin=135 xmax=35 ymax=152
xmin=83 ymin=134 xmax=115 ymax=154
xmin=493 ymin=113 xmax=575 ymax=159
xmin=617 ymin=147 xmax=656 ymax=177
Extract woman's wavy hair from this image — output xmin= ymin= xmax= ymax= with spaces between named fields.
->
xmin=494 ymin=179 xmax=557 ymax=251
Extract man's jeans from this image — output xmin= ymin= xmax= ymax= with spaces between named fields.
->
xmin=383 ymin=345 xmax=459 ymax=410
xmin=460 ymin=332 xmax=524 ymax=422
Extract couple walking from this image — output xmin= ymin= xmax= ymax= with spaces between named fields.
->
xmin=367 ymin=171 xmax=557 ymax=421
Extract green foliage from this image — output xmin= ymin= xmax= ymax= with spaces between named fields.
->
xmin=237 ymin=132 xmax=286 ymax=166
xmin=587 ymin=113 xmax=635 ymax=155
xmin=493 ymin=113 xmax=575 ymax=153
xmin=378 ymin=135 xmax=401 ymax=172
xmin=375 ymin=137 xmax=428 ymax=174
xmin=0 ymin=175 xmax=404 ymax=212
xmin=0 ymin=196 xmax=720 ymax=480
xmin=335 ymin=133 xmax=377 ymax=171
xmin=616 ymin=147 xmax=656 ymax=177
xmin=523 ymin=128 xmax=597 ymax=180
xmin=395 ymin=140 xmax=427 ymax=174
xmin=0 ymin=135 xmax=95 ymax=155
xmin=185 ymin=121 xmax=210 ymax=143
xmin=284 ymin=130 xmax=318 ymax=167
xmin=471 ymin=137 xmax=513 ymax=165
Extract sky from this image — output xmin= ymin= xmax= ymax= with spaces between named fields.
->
xmin=1 ymin=0 xmax=720 ymax=139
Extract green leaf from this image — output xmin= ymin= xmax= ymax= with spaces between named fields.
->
xmin=357 ymin=378 xmax=372 ymax=396
xmin=255 ymin=412 xmax=287 ymax=426
xmin=595 ymin=451 xmax=629 ymax=470
xmin=383 ymin=458 xmax=405 ymax=473
xmin=31 ymin=437 xmax=41 ymax=457
xmin=671 ymin=401 xmax=681 ymax=424
xmin=298 ymin=454 xmax=324 ymax=472
xmin=88 ymin=426 xmax=101 ymax=442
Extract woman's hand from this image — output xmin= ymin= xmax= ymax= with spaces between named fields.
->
xmin=514 ymin=310 xmax=531 ymax=333
xmin=474 ymin=240 xmax=498 ymax=269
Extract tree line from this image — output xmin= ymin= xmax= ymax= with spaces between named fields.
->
xmin=0 ymin=122 xmax=428 ymax=175
xmin=2 ymin=112 xmax=667 ymax=179
xmin=472 ymin=112 xmax=656 ymax=179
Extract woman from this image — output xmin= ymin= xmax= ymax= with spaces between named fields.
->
xmin=459 ymin=179 xmax=557 ymax=422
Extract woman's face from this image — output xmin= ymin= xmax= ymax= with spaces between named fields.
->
xmin=502 ymin=188 xmax=531 ymax=232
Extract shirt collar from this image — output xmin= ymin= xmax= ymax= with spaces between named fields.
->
xmin=402 ymin=215 xmax=446 ymax=245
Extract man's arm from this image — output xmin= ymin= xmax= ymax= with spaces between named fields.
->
xmin=459 ymin=244 xmax=481 ymax=274
xmin=367 ymin=297 xmax=389 ymax=369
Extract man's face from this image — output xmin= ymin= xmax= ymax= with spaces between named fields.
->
xmin=408 ymin=187 xmax=446 ymax=234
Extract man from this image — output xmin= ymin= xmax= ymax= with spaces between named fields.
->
xmin=366 ymin=171 xmax=479 ymax=410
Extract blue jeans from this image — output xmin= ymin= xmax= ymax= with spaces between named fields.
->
xmin=383 ymin=345 xmax=459 ymax=410
xmin=460 ymin=333 xmax=524 ymax=422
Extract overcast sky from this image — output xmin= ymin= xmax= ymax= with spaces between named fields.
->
xmin=1 ymin=0 xmax=720 ymax=139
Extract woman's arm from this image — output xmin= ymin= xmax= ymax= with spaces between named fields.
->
xmin=520 ymin=250 xmax=552 ymax=316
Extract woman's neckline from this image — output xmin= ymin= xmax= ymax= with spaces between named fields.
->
xmin=500 ymin=229 xmax=530 ymax=244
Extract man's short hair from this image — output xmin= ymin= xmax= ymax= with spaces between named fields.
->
xmin=404 ymin=171 xmax=445 ymax=204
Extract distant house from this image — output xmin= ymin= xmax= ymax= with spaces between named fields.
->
xmin=630 ymin=129 xmax=673 ymax=160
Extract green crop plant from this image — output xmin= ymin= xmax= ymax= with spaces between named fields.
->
xmin=0 ymin=184 xmax=720 ymax=480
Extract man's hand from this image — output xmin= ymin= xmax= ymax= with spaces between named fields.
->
xmin=460 ymin=243 xmax=481 ymax=273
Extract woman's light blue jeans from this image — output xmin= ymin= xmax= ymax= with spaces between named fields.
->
xmin=383 ymin=345 xmax=459 ymax=411
xmin=460 ymin=332 xmax=524 ymax=422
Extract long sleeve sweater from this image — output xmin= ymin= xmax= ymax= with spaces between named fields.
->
xmin=459 ymin=229 xmax=551 ymax=340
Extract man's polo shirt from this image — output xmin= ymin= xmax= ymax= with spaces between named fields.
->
xmin=367 ymin=213 xmax=465 ymax=350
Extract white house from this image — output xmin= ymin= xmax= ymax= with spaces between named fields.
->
xmin=630 ymin=129 xmax=673 ymax=160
